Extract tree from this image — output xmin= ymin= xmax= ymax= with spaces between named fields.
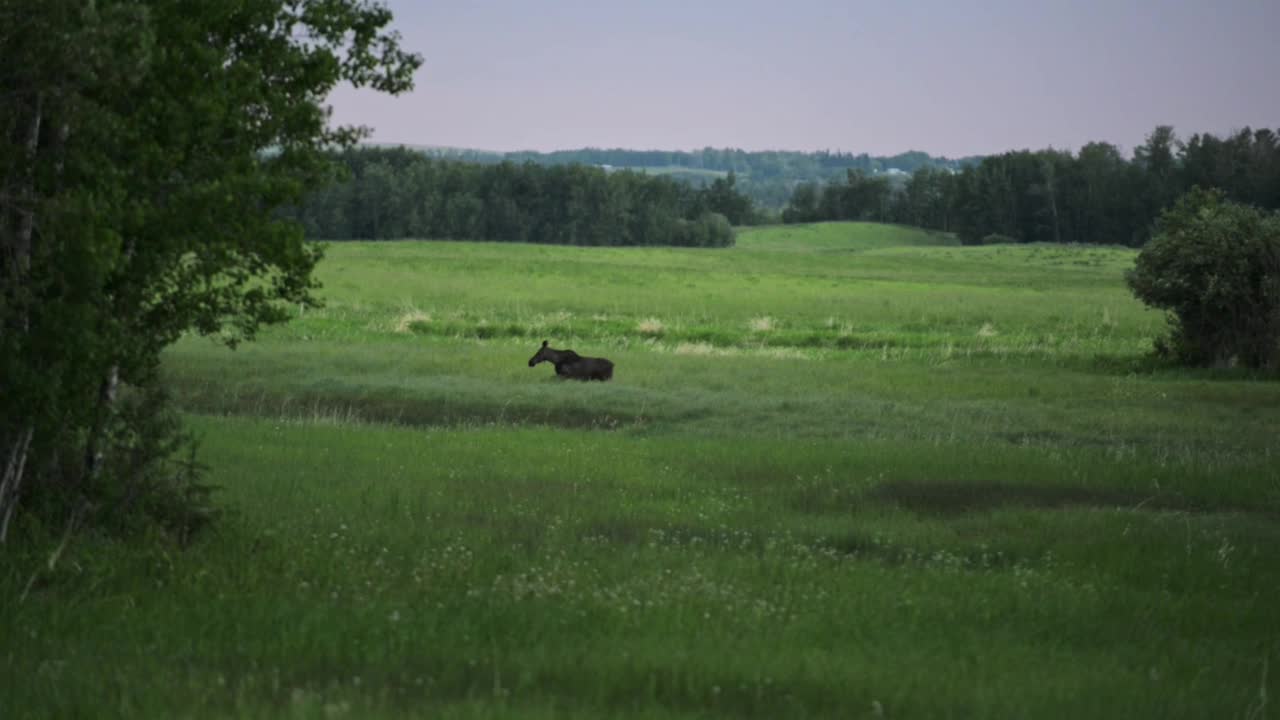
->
xmin=702 ymin=172 xmax=755 ymax=225
xmin=1131 ymin=126 xmax=1181 ymax=243
xmin=1126 ymin=189 xmax=1280 ymax=369
xmin=782 ymin=182 xmax=820 ymax=223
xmin=1073 ymin=142 xmax=1134 ymax=245
xmin=0 ymin=0 xmax=420 ymax=539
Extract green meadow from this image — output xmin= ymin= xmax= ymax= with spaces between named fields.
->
xmin=5 ymin=222 xmax=1278 ymax=718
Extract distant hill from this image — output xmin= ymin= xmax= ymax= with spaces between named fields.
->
xmin=366 ymin=144 xmax=983 ymax=209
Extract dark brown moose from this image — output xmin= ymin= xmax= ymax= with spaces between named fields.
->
xmin=528 ymin=340 xmax=614 ymax=381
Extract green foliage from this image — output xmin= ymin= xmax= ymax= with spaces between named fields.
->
xmin=699 ymin=172 xmax=758 ymax=225
xmin=0 ymin=0 xmax=420 ymax=538
xmin=20 ymin=384 xmax=217 ymax=543
xmin=285 ymin=148 xmax=742 ymax=245
xmin=361 ymin=145 xmax=980 ymax=211
xmin=780 ymin=126 xmax=1280 ymax=247
xmin=498 ymin=146 xmax=975 ymax=177
xmin=1126 ymin=189 xmax=1280 ymax=369
xmin=781 ymin=171 xmax=897 ymax=224
xmin=318 ymin=127 xmax=1280 ymax=245
xmin=493 ymin=146 xmax=977 ymax=210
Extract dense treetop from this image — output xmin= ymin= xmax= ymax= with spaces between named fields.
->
xmin=287 ymin=147 xmax=748 ymax=246
xmin=382 ymin=145 xmax=980 ymax=210
xmin=783 ymin=126 xmax=1280 ymax=246
xmin=307 ymin=126 xmax=1280 ymax=249
xmin=1 ymin=0 xmax=420 ymax=538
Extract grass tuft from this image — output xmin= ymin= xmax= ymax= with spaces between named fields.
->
xmin=637 ymin=317 xmax=666 ymax=336
xmin=394 ymin=308 xmax=432 ymax=333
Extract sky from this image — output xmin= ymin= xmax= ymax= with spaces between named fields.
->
xmin=326 ymin=0 xmax=1280 ymax=158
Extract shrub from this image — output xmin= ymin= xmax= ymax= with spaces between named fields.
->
xmin=17 ymin=383 xmax=216 ymax=546
xmin=1126 ymin=188 xmax=1280 ymax=369
xmin=695 ymin=212 xmax=735 ymax=247
xmin=669 ymin=212 xmax=734 ymax=248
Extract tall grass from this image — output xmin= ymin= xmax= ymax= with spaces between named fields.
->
xmin=4 ymin=222 xmax=1278 ymax=718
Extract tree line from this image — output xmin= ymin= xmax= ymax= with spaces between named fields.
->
xmin=315 ymin=126 xmax=1279 ymax=246
xmin=415 ymin=145 xmax=977 ymax=179
xmin=782 ymin=126 xmax=1280 ymax=246
xmin=286 ymin=147 xmax=756 ymax=246
xmin=397 ymin=145 xmax=979 ymax=210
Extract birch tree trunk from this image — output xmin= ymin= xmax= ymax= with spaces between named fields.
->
xmin=0 ymin=93 xmax=43 ymax=543
xmin=0 ymin=428 xmax=35 ymax=542
xmin=83 ymin=365 xmax=120 ymax=485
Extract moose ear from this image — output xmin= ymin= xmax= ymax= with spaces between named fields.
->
xmin=542 ymin=340 xmax=548 ymax=347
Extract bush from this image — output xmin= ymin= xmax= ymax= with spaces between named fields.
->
xmin=667 ymin=212 xmax=734 ymax=247
xmin=694 ymin=212 xmax=735 ymax=247
xmin=17 ymin=383 xmax=216 ymax=546
xmin=1126 ymin=188 xmax=1280 ymax=369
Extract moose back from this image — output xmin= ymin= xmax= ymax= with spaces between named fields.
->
xmin=528 ymin=340 xmax=614 ymax=381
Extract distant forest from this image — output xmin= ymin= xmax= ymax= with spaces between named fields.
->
xmin=287 ymin=148 xmax=752 ymax=246
xmin=292 ymin=127 xmax=1280 ymax=247
xmin=382 ymin=145 xmax=980 ymax=210
xmin=785 ymin=126 xmax=1280 ymax=246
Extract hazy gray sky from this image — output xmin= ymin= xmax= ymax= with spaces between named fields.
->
xmin=327 ymin=0 xmax=1280 ymax=157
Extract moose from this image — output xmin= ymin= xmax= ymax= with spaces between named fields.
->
xmin=528 ymin=340 xmax=614 ymax=381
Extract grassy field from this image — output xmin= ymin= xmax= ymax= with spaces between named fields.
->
xmin=4 ymin=222 xmax=1278 ymax=718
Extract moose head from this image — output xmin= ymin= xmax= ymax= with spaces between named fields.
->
xmin=528 ymin=340 xmax=554 ymax=367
